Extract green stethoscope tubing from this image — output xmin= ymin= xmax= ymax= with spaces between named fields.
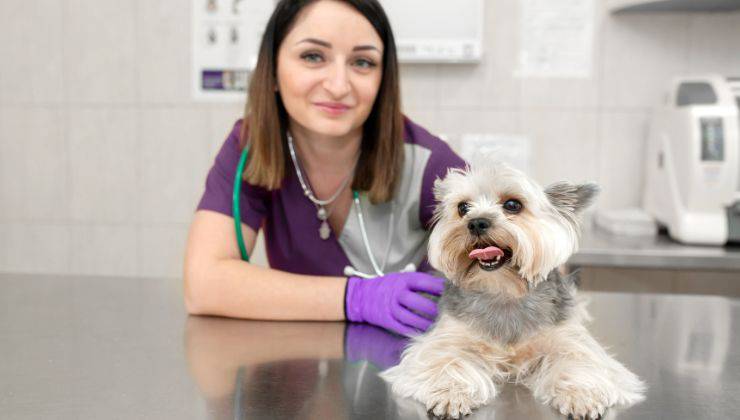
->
xmin=233 ymin=146 xmax=251 ymax=262
xmin=233 ymin=145 xmax=364 ymax=263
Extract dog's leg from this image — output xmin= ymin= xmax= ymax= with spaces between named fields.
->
xmin=519 ymin=308 xmax=646 ymax=419
xmin=380 ymin=314 xmax=509 ymax=419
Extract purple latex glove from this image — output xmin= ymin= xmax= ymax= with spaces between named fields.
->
xmin=344 ymin=272 xmax=445 ymax=337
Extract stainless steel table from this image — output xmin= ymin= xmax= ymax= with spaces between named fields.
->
xmin=2 ymin=273 xmax=739 ymax=419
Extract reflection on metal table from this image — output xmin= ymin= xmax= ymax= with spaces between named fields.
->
xmin=1 ymin=273 xmax=739 ymax=419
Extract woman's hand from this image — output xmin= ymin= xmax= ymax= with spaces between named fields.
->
xmin=344 ymin=272 xmax=445 ymax=337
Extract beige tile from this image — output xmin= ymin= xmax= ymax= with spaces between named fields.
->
xmin=0 ymin=0 xmax=64 ymax=104
xmin=0 ymin=106 xmax=69 ymax=222
xmin=64 ymin=0 xmax=137 ymax=103
xmin=521 ymin=109 xmax=600 ymax=186
xmin=137 ymin=224 xmax=189 ymax=278
xmin=69 ymin=224 xmax=137 ymax=276
xmin=137 ymin=107 xmax=211 ymax=224
xmin=601 ymin=13 xmax=690 ymax=108
xmin=402 ymin=108 xmax=440 ymax=136
xmin=437 ymin=0 xmax=522 ymax=110
xmin=687 ymin=13 xmax=740 ymax=75
xmin=597 ymin=111 xmax=650 ymax=210
xmin=136 ymin=0 xmax=192 ymax=104
xmin=249 ymin=232 xmax=269 ymax=268
xmin=399 ymin=64 xmax=439 ymax=109
xmin=207 ymin=103 xmax=246 ymax=157
xmin=0 ymin=223 xmax=70 ymax=273
xmin=68 ymin=107 xmax=137 ymax=223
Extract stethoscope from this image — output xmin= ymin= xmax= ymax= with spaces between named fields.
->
xmin=232 ymin=146 xmax=415 ymax=278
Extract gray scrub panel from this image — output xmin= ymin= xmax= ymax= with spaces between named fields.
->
xmin=2 ymin=273 xmax=740 ymax=419
xmin=339 ymin=143 xmax=432 ymax=276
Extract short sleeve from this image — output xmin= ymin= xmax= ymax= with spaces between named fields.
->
xmin=196 ymin=120 xmax=269 ymax=233
xmin=419 ymin=142 xmax=466 ymax=229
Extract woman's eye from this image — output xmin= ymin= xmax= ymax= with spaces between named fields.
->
xmin=457 ymin=202 xmax=470 ymax=217
xmin=503 ymin=199 xmax=523 ymax=214
xmin=353 ymin=58 xmax=377 ymax=69
xmin=301 ymin=52 xmax=323 ymax=63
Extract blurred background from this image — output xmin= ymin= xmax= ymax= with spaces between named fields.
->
xmin=0 ymin=0 xmax=738 ymax=283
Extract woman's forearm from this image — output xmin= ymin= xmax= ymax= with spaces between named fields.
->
xmin=185 ymin=258 xmax=348 ymax=321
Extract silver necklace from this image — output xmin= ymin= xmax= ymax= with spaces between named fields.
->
xmin=287 ymin=132 xmax=355 ymax=240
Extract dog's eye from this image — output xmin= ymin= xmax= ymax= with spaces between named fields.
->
xmin=503 ymin=199 xmax=523 ymax=214
xmin=457 ymin=202 xmax=470 ymax=217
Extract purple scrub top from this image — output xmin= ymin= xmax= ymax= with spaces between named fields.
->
xmin=196 ymin=117 xmax=465 ymax=276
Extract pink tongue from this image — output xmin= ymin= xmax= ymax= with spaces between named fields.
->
xmin=468 ymin=246 xmax=504 ymax=260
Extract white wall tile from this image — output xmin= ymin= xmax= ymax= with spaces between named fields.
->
xmin=68 ymin=107 xmax=137 ymax=223
xmin=69 ymin=224 xmax=138 ymax=276
xmin=137 ymin=107 xmax=211 ymax=225
xmin=136 ymin=0 xmax=192 ymax=104
xmin=436 ymin=0 xmax=522 ymax=110
xmin=597 ymin=111 xmax=650 ymax=210
xmin=0 ymin=107 xmax=69 ymax=222
xmin=137 ymin=224 xmax=189 ymax=278
xmin=0 ymin=0 xmax=64 ymax=104
xmin=64 ymin=0 xmax=137 ymax=104
xmin=602 ymin=13 xmax=690 ymax=109
xmin=522 ymin=110 xmax=600 ymax=186
xmin=399 ymin=64 xmax=439 ymax=110
xmin=402 ymin=109 xmax=440 ymax=136
xmin=687 ymin=13 xmax=740 ymax=75
xmin=0 ymin=223 xmax=69 ymax=273
xmin=207 ymin=103 xmax=246 ymax=157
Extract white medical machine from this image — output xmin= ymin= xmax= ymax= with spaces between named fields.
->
xmin=643 ymin=74 xmax=740 ymax=245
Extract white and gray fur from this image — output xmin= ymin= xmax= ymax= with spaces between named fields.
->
xmin=440 ymin=270 xmax=576 ymax=345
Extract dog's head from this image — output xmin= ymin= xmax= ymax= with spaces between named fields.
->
xmin=428 ymin=162 xmax=598 ymax=294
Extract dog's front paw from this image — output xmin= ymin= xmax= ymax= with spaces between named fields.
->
xmin=550 ymin=386 xmax=608 ymax=419
xmin=424 ymin=387 xmax=482 ymax=419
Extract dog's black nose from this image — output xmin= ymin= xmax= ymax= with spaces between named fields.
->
xmin=467 ymin=218 xmax=491 ymax=235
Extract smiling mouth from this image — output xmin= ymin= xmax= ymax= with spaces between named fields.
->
xmin=468 ymin=243 xmax=513 ymax=272
xmin=315 ymin=102 xmax=350 ymax=115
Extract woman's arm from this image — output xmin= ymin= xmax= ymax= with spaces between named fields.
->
xmin=183 ymin=210 xmax=347 ymax=320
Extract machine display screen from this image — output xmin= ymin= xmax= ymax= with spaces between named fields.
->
xmin=700 ymin=117 xmax=724 ymax=161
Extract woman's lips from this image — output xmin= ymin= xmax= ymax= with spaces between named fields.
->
xmin=315 ymin=102 xmax=350 ymax=116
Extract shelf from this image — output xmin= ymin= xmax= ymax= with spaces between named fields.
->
xmin=609 ymin=0 xmax=740 ymax=13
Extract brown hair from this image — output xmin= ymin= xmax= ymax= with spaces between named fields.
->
xmin=240 ymin=0 xmax=404 ymax=204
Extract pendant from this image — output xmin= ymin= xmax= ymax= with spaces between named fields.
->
xmin=317 ymin=206 xmax=328 ymax=220
xmin=319 ymin=220 xmax=331 ymax=240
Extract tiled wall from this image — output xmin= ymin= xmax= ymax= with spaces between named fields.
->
xmin=1 ymin=0 xmax=739 ymax=278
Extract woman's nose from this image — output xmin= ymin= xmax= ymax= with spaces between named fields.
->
xmin=323 ymin=62 xmax=351 ymax=98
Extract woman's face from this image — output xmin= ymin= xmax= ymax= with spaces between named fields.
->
xmin=276 ymin=0 xmax=384 ymax=140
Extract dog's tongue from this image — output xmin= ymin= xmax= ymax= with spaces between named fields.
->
xmin=469 ymin=246 xmax=504 ymax=260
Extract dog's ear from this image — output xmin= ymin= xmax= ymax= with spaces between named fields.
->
xmin=433 ymin=177 xmax=447 ymax=202
xmin=544 ymin=182 xmax=600 ymax=214
xmin=433 ymin=167 xmax=466 ymax=202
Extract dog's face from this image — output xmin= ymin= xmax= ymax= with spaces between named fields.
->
xmin=428 ymin=163 xmax=598 ymax=294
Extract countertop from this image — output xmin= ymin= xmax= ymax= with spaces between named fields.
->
xmin=1 ymin=273 xmax=739 ymax=419
xmin=570 ymin=225 xmax=740 ymax=270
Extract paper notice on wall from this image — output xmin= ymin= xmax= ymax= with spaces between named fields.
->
xmin=517 ymin=0 xmax=594 ymax=78
xmin=191 ymin=0 xmax=274 ymax=101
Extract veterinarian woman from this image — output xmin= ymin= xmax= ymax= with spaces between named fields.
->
xmin=184 ymin=0 xmax=464 ymax=337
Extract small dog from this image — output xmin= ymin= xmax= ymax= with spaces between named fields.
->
xmin=381 ymin=162 xmax=646 ymax=419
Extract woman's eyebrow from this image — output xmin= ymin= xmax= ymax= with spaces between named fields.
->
xmin=296 ymin=38 xmax=380 ymax=52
